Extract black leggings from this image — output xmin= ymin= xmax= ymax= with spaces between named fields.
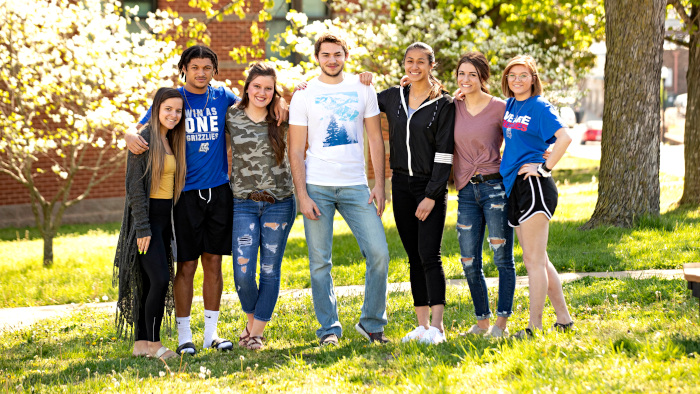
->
xmin=392 ymin=173 xmax=448 ymax=307
xmin=135 ymin=198 xmax=172 ymax=342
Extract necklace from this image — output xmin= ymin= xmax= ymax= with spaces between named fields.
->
xmin=183 ymin=86 xmax=210 ymax=113
xmin=409 ymin=85 xmax=432 ymax=101
xmin=506 ymin=97 xmax=530 ymax=136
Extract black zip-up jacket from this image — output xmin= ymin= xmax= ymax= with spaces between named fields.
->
xmin=378 ymin=85 xmax=455 ymax=200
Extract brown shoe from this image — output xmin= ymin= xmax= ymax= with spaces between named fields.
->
xmin=246 ymin=336 xmax=265 ymax=350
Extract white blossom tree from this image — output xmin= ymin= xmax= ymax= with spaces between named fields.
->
xmin=0 ymin=0 xmax=180 ymax=266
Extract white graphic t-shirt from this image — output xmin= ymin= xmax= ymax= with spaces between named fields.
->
xmin=289 ymin=74 xmax=380 ymax=186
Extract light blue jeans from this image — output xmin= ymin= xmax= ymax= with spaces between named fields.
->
xmin=457 ymin=180 xmax=515 ymax=320
xmin=232 ymin=195 xmax=296 ymax=322
xmin=304 ymin=184 xmax=390 ymax=338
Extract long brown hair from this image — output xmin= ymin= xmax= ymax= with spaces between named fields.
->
xmin=456 ymin=51 xmax=491 ymax=94
xmin=403 ymin=42 xmax=445 ymax=100
xmin=238 ymin=62 xmax=286 ymax=165
xmin=146 ymin=87 xmax=187 ymax=204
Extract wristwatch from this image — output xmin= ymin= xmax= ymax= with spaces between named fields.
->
xmin=537 ymin=163 xmax=552 ymax=178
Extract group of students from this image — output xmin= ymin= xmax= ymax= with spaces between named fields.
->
xmin=113 ymin=32 xmax=574 ymax=360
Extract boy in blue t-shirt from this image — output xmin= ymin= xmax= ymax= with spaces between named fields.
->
xmin=124 ymin=45 xmax=288 ymax=355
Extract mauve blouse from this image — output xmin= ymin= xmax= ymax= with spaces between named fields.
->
xmin=453 ymin=97 xmax=507 ymax=191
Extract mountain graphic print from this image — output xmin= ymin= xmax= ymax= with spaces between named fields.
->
xmin=315 ymin=92 xmax=360 ymax=147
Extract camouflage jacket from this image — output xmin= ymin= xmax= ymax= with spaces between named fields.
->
xmin=226 ymin=107 xmax=293 ymax=200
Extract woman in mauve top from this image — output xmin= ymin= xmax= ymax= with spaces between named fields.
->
xmin=453 ymin=52 xmax=515 ymax=338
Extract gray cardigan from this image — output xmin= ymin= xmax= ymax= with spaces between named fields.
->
xmin=112 ymin=127 xmax=174 ymax=337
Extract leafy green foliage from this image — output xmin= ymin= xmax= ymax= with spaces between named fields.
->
xmin=265 ymin=0 xmax=603 ymax=104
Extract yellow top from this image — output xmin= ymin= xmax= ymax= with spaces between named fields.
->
xmin=150 ymin=154 xmax=176 ymax=199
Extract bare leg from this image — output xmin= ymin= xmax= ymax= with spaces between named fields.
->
xmin=147 ymin=341 xmax=176 ymax=358
xmin=430 ymin=304 xmax=445 ymax=332
xmin=201 ymin=252 xmax=223 ymax=311
xmin=174 ymin=260 xmax=198 ymax=318
xmin=415 ymin=306 xmax=430 ymax=328
xmin=515 ymin=214 xmax=551 ymax=330
xmin=249 ymin=318 xmax=268 ymax=338
xmin=476 ymin=318 xmax=489 ymax=330
xmin=494 ymin=316 xmax=509 ymax=330
xmin=132 ymin=340 xmax=148 ymax=356
xmin=545 ymin=255 xmax=573 ymax=324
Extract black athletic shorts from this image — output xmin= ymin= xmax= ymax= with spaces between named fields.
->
xmin=173 ymin=182 xmax=233 ymax=262
xmin=507 ymin=174 xmax=558 ymax=227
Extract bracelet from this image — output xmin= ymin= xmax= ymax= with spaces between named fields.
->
xmin=541 ymin=162 xmax=551 ymax=173
xmin=537 ymin=163 xmax=552 ymax=178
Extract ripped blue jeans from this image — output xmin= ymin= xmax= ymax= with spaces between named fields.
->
xmin=456 ymin=179 xmax=515 ymax=320
xmin=232 ymin=195 xmax=296 ymax=322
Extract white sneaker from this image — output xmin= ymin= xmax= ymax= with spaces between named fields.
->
xmin=484 ymin=325 xmax=509 ymax=338
xmin=401 ymin=326 xmax=427 ymax=343
xmin=419 ymin=326 xmax=446 ymax=344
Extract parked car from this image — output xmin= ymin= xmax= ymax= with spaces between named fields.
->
xmin=581 ymin=120 xmax=603 ymax=144
xmin=675 ymin=93 xmax=687 ymax=116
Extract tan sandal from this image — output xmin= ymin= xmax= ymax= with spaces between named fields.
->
xmin=151 ymin=346 xmax=178 ymax=360
xmin=246 ymin=336 xmax=264 ymax=350
xmin=238 ymin=326 xmax=251 ymax=347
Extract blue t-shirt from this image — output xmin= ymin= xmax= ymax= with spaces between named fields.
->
xmin=499 ymin=95 xmax=565 ymax=196
xmin=140 ymin=86 xmax=239 ymax=191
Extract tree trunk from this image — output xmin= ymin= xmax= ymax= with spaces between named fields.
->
xmin=680 ymin=5 xmax=700 ymax=206
xmin=43 ymin=231 xmax=54 ymax=267
xmin=582 ymin=0 xmax=665 ymax=229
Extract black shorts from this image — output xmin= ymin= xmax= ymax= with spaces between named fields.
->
xmin=173 ymin=183 xmax=233 ymax=262
xmin=507 ymin=174 xmax=558 ymax=227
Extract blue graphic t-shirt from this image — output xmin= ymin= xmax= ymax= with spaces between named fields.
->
xmin=289 ymin=74 xmax=380 ymax=186
xmin=499 ymin=95 xmax=565 ymax=196
xmin=140 ymin=86 xmax=239 ymax=191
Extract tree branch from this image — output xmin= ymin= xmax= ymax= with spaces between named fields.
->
xmin=664 ymin=33 xmax=690 ymax=47
xmin=668 ymin=0 xmax=692 ymax=26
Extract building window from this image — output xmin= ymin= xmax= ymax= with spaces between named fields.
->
xmin=266 ymin=0 xmax=329 ymax=62
xmin=123 ymin=0 xmax=158 ymax=33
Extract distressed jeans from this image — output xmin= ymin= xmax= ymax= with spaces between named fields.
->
xmin=457 ymin=180 xmax=515 ymax=320
xmin=232 ymin=195 xmax=296 ymax=322
xmin=304 ymin=184 xmax=390 ymax=338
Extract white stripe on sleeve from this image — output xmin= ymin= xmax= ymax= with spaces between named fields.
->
xmin=434 ymin=153 xmax=453 ymax=164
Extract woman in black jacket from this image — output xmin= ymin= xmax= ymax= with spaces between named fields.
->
xmin=378 ymin=42 xmax=455 ymax=345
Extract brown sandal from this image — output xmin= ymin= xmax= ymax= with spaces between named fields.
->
xmin=246 ymin=336 xmax=264 ymax=350
xmin=238 ymin=326 xmax=251 ymax=347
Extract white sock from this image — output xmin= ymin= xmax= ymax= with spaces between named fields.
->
xmin=176 ymin=316 xmax=192 ymax=346
xmin=203 ymin=310 xmax=219 ymax=348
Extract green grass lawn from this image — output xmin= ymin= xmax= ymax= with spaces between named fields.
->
xmin=0 ymin=155 xmax=698 ymax=308
xmin=1 ymin=277 xmax=699 ymax=392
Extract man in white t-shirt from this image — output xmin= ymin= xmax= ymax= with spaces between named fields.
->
xmin=289 ymin=32 xmax=390 ymax=346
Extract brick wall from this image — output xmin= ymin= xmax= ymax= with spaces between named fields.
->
xmin=0 ymin=0 xmax=392 ymax=227
xmin=663 ymin=48 xmax=689 ymax=96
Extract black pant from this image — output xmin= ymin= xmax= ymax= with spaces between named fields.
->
xmin=135 ymin=198 xmax=172 ymax=342
xmin=392 ymin=173 xmax=447 ymax=307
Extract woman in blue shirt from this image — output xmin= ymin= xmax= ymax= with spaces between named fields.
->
xmin=499 ymin=55 xmax=574 ymax=337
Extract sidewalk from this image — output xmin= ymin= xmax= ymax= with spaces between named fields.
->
xmin=0 ymin=269 xmax=683 ymax=333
